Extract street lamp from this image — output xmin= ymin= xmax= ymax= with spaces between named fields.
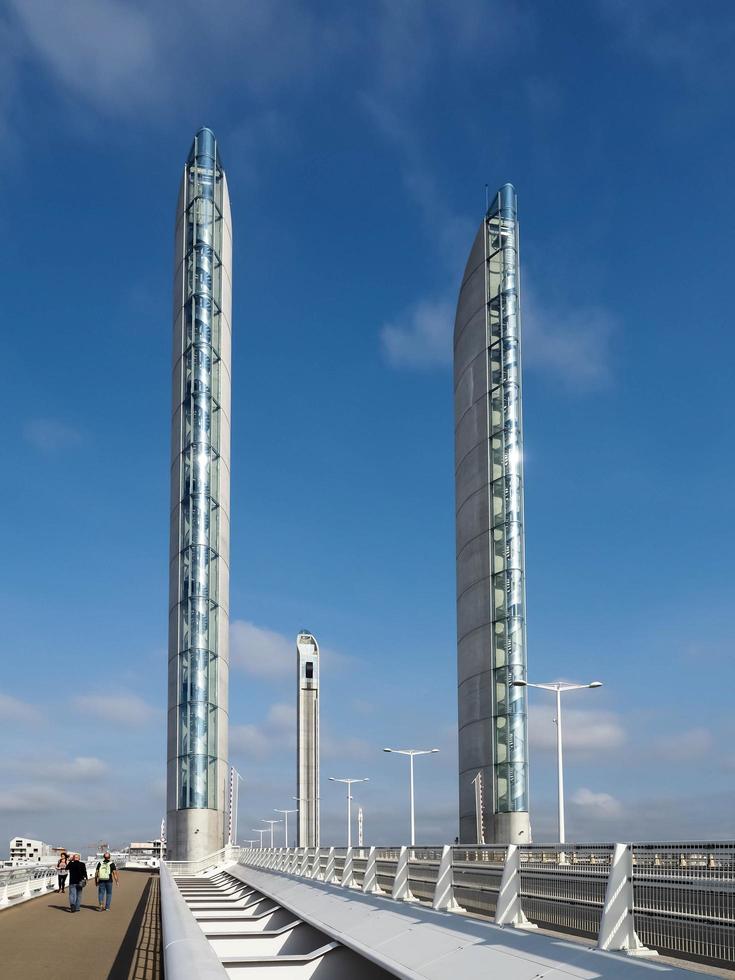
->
xmin=383 ymin=748 xmax=439 ymax=846
xmin=512 ymin=679 xmax=602 ymax=844
xmin=251 ymin=829 xmax=267 ymax=848
xmin=261 ymin=819 xmax=281 ymax=848
xmin=228 ymin=768 xmax=245 ymax=846
xmin=274 ymin=808 xmax=298 ymax=847
xmin=328 ymin=777 xmax=369 ymax=848
xmin=292 ymin=797 xmax=320 ymax=848
xmin=242 ymin=839 xmax=257 ymax=848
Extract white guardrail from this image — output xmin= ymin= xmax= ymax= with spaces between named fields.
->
xmin=0 ymin=865 xmax=59 ymax=908
xmin=0 ymin=856 xmax=129 ymax=911
xmin=164 ymin=844 xmax=242 ymax=878
xmin=239 ymin=841 xmax=735 ymax=969
xmin=159 ymin=861 xmax=228 ymax=979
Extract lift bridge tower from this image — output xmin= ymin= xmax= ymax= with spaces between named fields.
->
xmin=296 ymin=631 xmax=320 ymax=847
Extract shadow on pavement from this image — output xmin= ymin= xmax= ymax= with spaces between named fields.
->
xmin=107 ymin=877 xmax=162 ymax=980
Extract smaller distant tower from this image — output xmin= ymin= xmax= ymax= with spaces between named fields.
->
xmin=296 ymin=631 xmax=320 ymax=847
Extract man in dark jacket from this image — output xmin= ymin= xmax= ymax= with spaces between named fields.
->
xmin=66 ymin=853 xmax=88 ymax=912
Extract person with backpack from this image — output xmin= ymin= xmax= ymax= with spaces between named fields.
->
xmin=95 ymin=851 xmax=119 ymax=910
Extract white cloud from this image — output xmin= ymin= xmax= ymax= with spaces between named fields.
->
xmin=380 ymin=298 xmax=454 ymax=370
xmin=231 ymin=702 xmax=296 ymax=760
xmin=0 ymin=692 xmax=42 ymax=724
xmin=380 ymin=282 xmax=616 ymax=389
xmin=10 ymin=0 xmax=160 ymax=113
xmin=230 ymin=621 xmax=293 ymax=678
xmin=23 ymin=418 xmax=83 ymax=453
xmin=8 ymin=0 xmax=328 ymax=121
xmin=230 ymin=620 xmax=352 ymax=678
xmin=570 ymin=787 xmax=623 ymax=819
xmin=599 ymin=0 xmax=735 ymax=88
xmin=72 ymin=692 xmax=157 ymax=726
xmin=654 ymin=727 xmax=713 ymax=762
xmin=322 ymin=734 xmax=373 ymax=761
xmin=0 ymin=786 xmax=70 ymax=814
xmin=230 ymin=723 xmax=272 ymax=760
xmin=530 ymin=704 xmax=626 ymax=754
xmin=523 ymin=291 xmax=616 ymax=391
xmin=41 ymin=756 xmax=107 ymax=781
xmin=226 ymin=110 xmax=291 ymax=184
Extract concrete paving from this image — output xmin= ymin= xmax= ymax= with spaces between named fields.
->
xmin=0 ymin=870 xmax=162 ymax=980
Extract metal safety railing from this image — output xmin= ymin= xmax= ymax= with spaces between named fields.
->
xmin=159 ymin=860 xmax=228 ymax=979
xmin=164 ymin=844 xmax=241 ymax=878
xmin=238 ymin=841 xmax=735 ymax=969
xmin=0 ymin=865 xmax=59 ymax=909
xmin=632 ymin=841 xmax=735 ymax=967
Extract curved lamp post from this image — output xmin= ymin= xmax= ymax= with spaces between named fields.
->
xmin=382 ymin=748 xmax=439 ymax=846
xmin=512 ymin=679 xmax=602 ymax=843
xmin=274 ymin=808 xmax=297 ymax=847
xmin=328 ymin=777 xmax=368 ymax=847
xmin=261 ymin=819 xmax=281 ymax=848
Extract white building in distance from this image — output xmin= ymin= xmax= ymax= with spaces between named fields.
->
xmin=8 ymin=836 xmax=59 ymax=866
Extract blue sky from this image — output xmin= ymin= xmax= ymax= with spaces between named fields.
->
xmin=1 ymin=0 xmax=734 ymax=854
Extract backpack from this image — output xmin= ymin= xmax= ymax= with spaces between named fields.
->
xmin=97 ymin=861 xmax=112 ymax=881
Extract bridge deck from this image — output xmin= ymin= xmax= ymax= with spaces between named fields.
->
xmin=0 ymin=870 xmax=162 ymax=980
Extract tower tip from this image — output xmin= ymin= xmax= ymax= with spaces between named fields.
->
xmin=487 ymin=182 xmax=517 ymax=218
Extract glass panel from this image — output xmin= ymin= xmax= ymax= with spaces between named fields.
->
xmin=492 ymin=571 xmax=507 ymax=620
xmin=490 ymin=385 xmax=503 ymax=434
xmin=489 ymin=343 xmax=502 ymax=388
xmin=495 ymin=763 xmax=509 ymax=810
xmin=493 ymin=620 xmax=507 ymax=668
xmin=491 ymin=478 xmax=505 ymax=526
xmin=490 ymin=436 xmax=504 ymax=482
xmin=492 ymin=525 xmax=505 ymax=574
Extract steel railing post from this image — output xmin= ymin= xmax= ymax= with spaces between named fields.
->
xmin=362 ymin=846 xmax=384 ymax=895
xmin=324 ymin=847 xmax=336 ymax=884
xmin=495 ymin=845 xmax=535 ymax=928
xmin=598 ymin=843 xmax=654 ymax=956
xmin=342 ymin=847 xmax=356 ymax=888
xmin=391 ymin=846 xmax=416 ymax=902
xmin=433 ymin=845 xmax=463 ymax=912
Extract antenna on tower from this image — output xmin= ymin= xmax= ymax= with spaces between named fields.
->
xmin=485 ymin=183 xmax=489 ymax=211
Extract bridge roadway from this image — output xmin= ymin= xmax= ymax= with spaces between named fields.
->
xmin=0 ymin=870 xmax=162 ymax=979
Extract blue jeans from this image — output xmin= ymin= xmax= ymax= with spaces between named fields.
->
xmin=98 ymin=880 xmax=113 ymax=909
xmin=69 ymin=883 xmax=83 ymax=911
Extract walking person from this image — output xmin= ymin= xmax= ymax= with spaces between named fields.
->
xmin=95 ymin=851 xmax=119 ymax=911
xmin=56 ymin=851 xmax=69 ymax=893
xmin=66 ymin=853 xmax=88 ymax=913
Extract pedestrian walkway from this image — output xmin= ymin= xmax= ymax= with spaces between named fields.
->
xmin=0 ymin=870 xmax=162 ymax=980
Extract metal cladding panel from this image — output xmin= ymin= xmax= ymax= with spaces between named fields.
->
xmin=458 ymin=717 xmax=493 ymax=769
xmin=458 ymin=670 xmax=493 ymax=727
xmin=218 ymin=457 xmax=231 ymax=537
xmin=454 ymin=191 xmax=529 ymax=844
xmin=217 ymin=509 xmax=231 ymax=567
xmin=454 ymin=349 xmax=490 ymax=425
xmin=457 ymin=627 xmax=492 ymax=686
xmin=456 ymin=487 xmax=489 ymax=555
xmin=453 ymin=306 xmax=487 ymax=382
xmin=455 ymin=397 xmax=489 ymax=472
xmin=456 ymin=444 xmax=490 ymax=517
xmin=457 ymin=576 xmax=492 ymax=638
xmin=456 ymin=532 xmax=491 ymax=601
